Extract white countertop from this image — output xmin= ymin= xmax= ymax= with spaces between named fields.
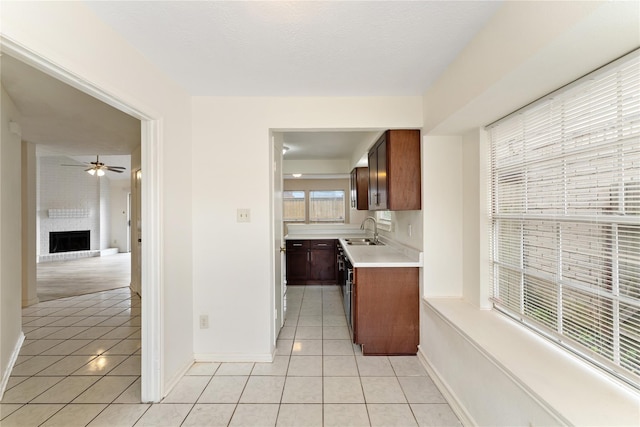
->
xmin=339 ymin=238 xmax=423 ymax=268
xmin=283 ymin=224 xmax=422 ymax=268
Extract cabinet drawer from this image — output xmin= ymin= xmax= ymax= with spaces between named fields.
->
xmin=286 ymin=240 xmax=309 ymax=250
xmin=310 ymin=239 xmax=335 ymax=249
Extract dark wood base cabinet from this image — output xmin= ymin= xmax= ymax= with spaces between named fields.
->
xmin=352 ymin=267 xmax=419 ymax=355
xmin=286 ymin=239 xmax=337 ymax=285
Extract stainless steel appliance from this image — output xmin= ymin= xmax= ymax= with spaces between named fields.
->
xmin=343 ymin=255 xmax=354 ymax=333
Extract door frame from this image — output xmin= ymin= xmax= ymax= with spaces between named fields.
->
xmin=2 ymin=37 xmax=164 ymax=402
xmin=270 ymin=132 xmax=285 ymax=348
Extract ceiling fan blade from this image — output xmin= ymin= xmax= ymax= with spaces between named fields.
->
xmin=106 ymin=166 xmax=126 ymax=170
xmin=105 ymin=167 xmax=124 ymax=173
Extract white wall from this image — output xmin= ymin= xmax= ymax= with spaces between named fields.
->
xmin=0 ymin=85 xmax=24 ymax=397
xmin=419 ymin=1 xmax=640 ymax=424
xmin=21 ymin=141 xmax=38 ymax=307
xmin=109 ymin=180 xmax=131 ymax=253
xmin=283 ymin=159 xmax=350 ymax=175
xmin=38 ymin=156 xmax=101 ymax=254
xmin=192 ymin=96 xmax=422 ymax=360
xmin=2 ymin=1 xmax=193 ymax=398
xmin=421 ymin=135 xmax=463 ymax=297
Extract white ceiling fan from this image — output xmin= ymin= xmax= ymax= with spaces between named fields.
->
xmin=62 ymin=155 xmax=126 ymax=176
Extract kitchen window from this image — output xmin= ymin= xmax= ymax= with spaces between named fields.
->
xmin=283 ymin=190 xmax=305 ymax=223
xmin=488 ymin=50 xmax=639 ymax=388
xmin=284 ymin=189 xmax=346 ymax=224
xmin=309 ymin=190 xmax=345 ymax=223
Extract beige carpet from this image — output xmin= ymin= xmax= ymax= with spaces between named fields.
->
xmin=37 ymin=253 xmax=131 ymax=301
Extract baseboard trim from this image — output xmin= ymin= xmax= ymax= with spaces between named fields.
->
xmin=159 ymin=358 xmax=193 ymax=402
xmin=0 ymin=332 xmax=25 ymax=400
xmin=194 ymin=353 xmax=274 ymax=363
xmin=22 ymin=297 xmax=39 ymax=307
xmin=417 ymin=345 xmax=475 ymax=427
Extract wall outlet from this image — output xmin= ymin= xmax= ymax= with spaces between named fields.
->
xmin=199 ymin=315 xmax=209 ymax=329
xmin=237 ymin=208 xmax=251 ymax=223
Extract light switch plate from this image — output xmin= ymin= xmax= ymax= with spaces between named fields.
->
xmin=237 ymin=208 xmax=251 ymax=222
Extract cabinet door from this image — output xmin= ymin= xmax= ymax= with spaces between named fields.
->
xmin=368 ymin=149 xmax=378 ymax=210
xmin=368 ymin=134 xmax=388 ymax=210
xmin=308 ymin=240 xmax=336 ymax=283
xmin=350 ymin=169 xmax=357 ymax=209
xmin=353 ymin=167 xmax=369 ymax=210
xmin=376 ymin=138 xmax=388 ymax=210
xmin=285 ymin=241 xmax=309 ymax=284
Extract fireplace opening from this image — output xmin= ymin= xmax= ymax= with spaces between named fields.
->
xmin=49 ymin=230 xmax=90 ymax=253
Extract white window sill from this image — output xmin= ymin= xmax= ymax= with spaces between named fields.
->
xmin=423 ymin=298 xmax=640 ymax=426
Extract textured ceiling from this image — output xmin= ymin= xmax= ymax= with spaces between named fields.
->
xmin=84 ymin=1 xmax=502 ymax=96
xmin=2 ymin=1 xmax=503 ymax=167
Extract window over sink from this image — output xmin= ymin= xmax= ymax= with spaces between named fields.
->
xmin=284 ymin=189 xmax=346 ymax=224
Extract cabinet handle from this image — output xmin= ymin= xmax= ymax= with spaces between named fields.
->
xmin=308 ymin=251 xmax=311 ymax=262
xmin=316 ymin=243 xmax=328 ymax=246
xmin=293 ymin=243 xmax=302 ymax=247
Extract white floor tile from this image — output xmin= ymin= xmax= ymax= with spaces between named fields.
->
xmin=215 ymin=362 xmax=254 ymax=376
xmin=135 ymin=403 xmax=192 ymax=426
xmin=11 ymin=285 xmax=461 ymax=427
xmin=182 ymin=403 xmax=235 ymax=427
xmin=31 ymin=376 xmax=100 ymax=403
xmin=361 ymin=377 xmax=407 ymax=404
xmin=323 ymin=355 xmax=358 ymax=377
xmin=252 ymin=356 xmax=289 ymax=376
xmin=0 ymin=376 xmax=63 ymax=403
xmin=239 ymin=376 xmax=286 ymax=403
xmin=0 ymin=403 xmax=64 ymax=427
xmin=367 ymin=403 xmax=418 ymax=427
xmin=410 ymin=403 xmax=462 ymax=427
xmin=323 ymin=403 xmax=371 ymax=427
xmin=287 ymin=356 xmax=322 ymax=376
xmin=397 ymin=377 xmax=446 ymax=404
xmin=281 ymin=376 xmax=322 ymax=403
xmin=40 ymin=403 xmax=106 ymax=427
xmin=229 ymin=403 xmax=279 ymax=427
xmin=72 ymin=376 xmax=138 ymax=403
xmin=186 ymin=362 xmax=220 ymax=376
xmin=162 ymin=375 xmax=210 ymax=403
xmin=198 ymin=376 xmax=248 ymax=403
xmin=324 ymin=376 xmax=365 ymax=403
xmin=86 ymin=403 xmax=150 ymax=427
xmin=276 ymin=404 xmax=322 ymax=427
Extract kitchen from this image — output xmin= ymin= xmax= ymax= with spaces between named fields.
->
xmin=281 ymin=129 xmax=423 ymax=355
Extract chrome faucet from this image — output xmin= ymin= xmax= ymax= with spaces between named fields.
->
xmin=360 ymin=216 xmax=378 ymax=243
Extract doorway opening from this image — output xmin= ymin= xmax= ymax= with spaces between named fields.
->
xmin=2 ymin=38 xmax=163 ymax=402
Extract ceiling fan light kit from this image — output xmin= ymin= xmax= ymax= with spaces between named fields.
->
xmin=62 ymin=155 xmax=126 ymax=177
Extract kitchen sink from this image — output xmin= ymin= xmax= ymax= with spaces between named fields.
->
xmin=345 ymin=238 xmax=384 ymax=246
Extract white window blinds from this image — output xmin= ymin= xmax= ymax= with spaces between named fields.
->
xmin=488 ymin=50 xmax=640 ymax=388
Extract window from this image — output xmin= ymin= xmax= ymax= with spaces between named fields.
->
xmin=283 ymin=191 xmax=305 ymax=222
xmin=489 ymin=51 xmax=640 ymax=388
xmin=309 ymin=190 xmax=345 ymax=223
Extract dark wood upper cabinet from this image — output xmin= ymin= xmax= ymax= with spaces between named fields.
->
xmin=350 ymin=167 xmax=369 ymax=210
xmin=368 ymin=130 xmax=421 ymax=211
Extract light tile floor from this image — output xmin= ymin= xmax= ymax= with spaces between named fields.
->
xmin=1 ymin=285 xmax=461 ymax=426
